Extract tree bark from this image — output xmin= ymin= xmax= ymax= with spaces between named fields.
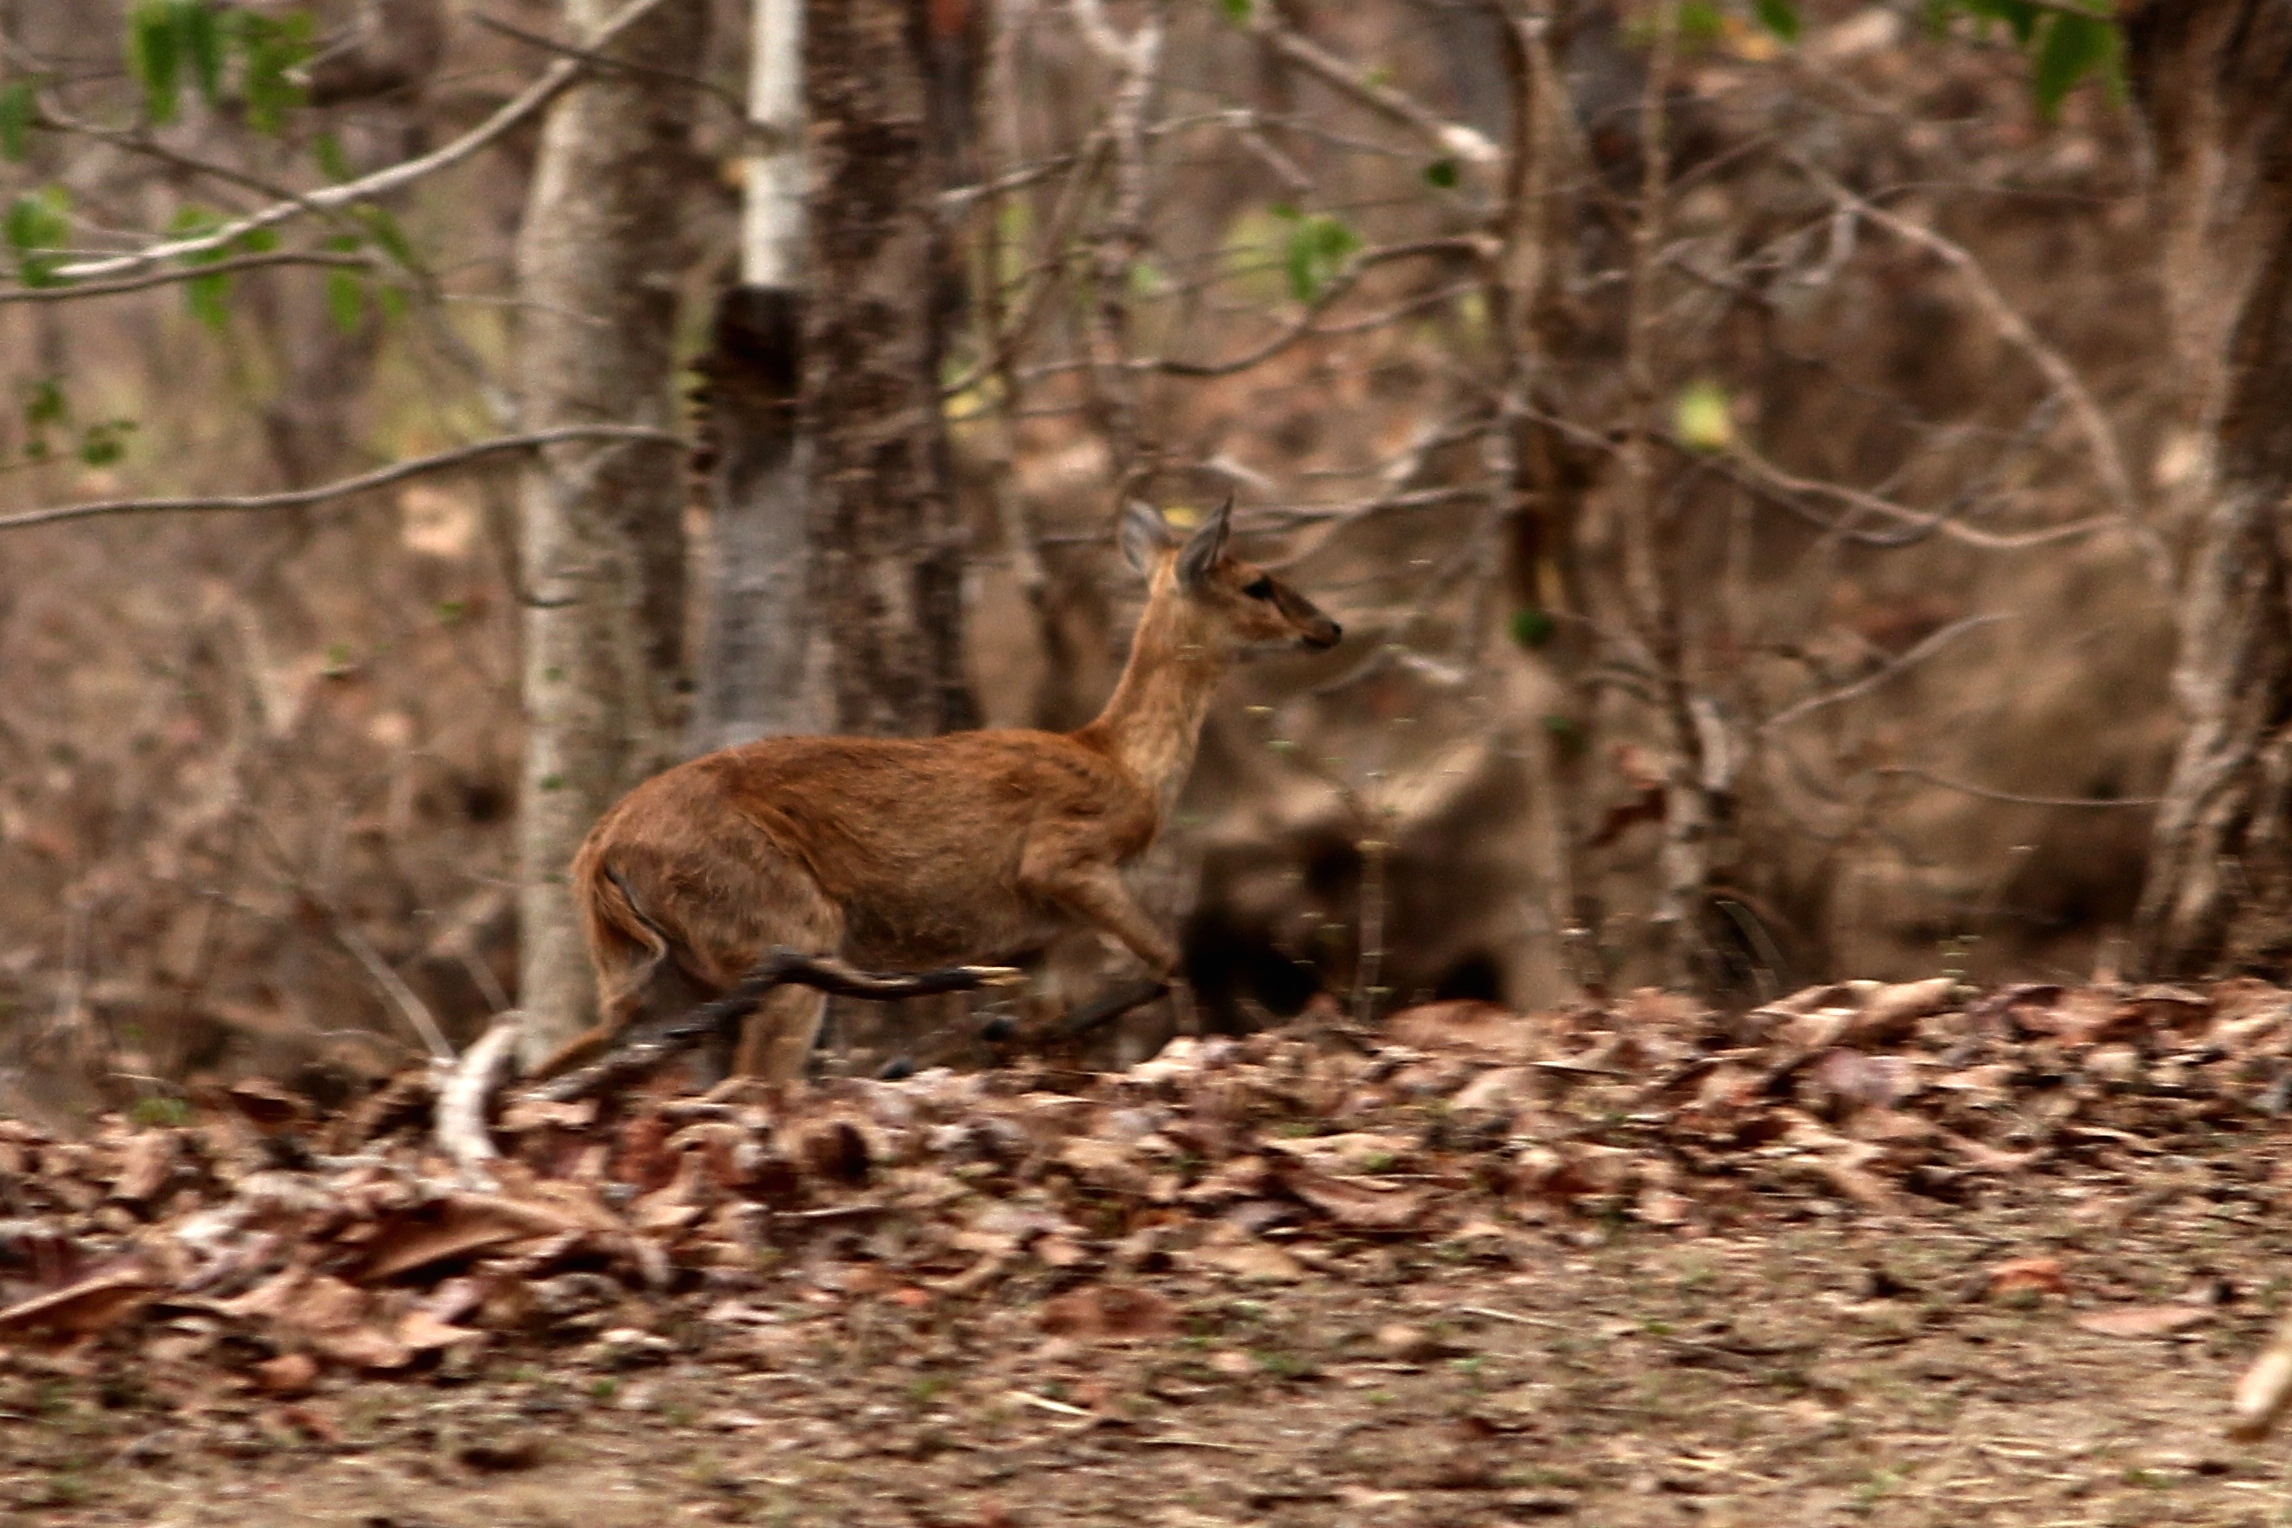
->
xmin=513 ymin=0 xmax=706 ymax=1066
xmin=688 ymin=0 xmax=824 ymax=752
xmin=803 ymin=0 xmax=978 ymax=738
xmin=2125 ymin=2 xmax=2292 ymax=978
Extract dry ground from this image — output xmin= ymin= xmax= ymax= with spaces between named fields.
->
xmin=8 ymin=1172 xmax=2291 ymax=1528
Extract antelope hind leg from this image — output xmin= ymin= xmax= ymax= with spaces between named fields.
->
xmin=734 ymin=983 xmax=830 ymax=1083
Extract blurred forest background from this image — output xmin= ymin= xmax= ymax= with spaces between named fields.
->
xmin=0 ymin=0 xmax=2279 ymax=1124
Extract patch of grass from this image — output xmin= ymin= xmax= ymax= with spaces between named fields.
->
xmin=589 ymin=1376 xmax=620 ymax=1403
xmin=905 ymin=1373 xmax=953 ymax=1407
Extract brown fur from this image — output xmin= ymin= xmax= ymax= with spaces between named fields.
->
xmin=534 ymin=502 xmax=1341 ymax=1083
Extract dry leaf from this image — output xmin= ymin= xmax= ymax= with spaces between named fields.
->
xmin=1277 ymin=1163 xmax=1427 ymax=1231
xmin=1038 ymin=1283 xmax=1177 ymax=1342
xmin=1987 ymin=1257 xmax=2070 ymax=1298
xmin=0 ymin=1267 xmax=158 ymax=1339
xmin=2074 ymin=1304 xmax=2212 ymax=1339
xmin=1194 ymin=1242 xmax=1304 ymax=1283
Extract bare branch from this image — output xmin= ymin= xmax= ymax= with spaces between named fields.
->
xmin=1758 ymin=614 xmax=2014 ymax=735
xmin=1803 ymin=166 xmax=2170 ymax=589
xmin=0 ymin=425 xmax=679 ymax=534
xmin=0 ymin=250 xmax=373 ymax=306
xmin=1873 ymin=766 xmax=2160 ymax=809
xmin=48 ymin=0 xmax=679 ymax=283
xmin=1719 ymin=437 xmax=2122 ymax=551
xmin=1249 ymin=10 xmax=1497 ymax=171
xmin=1151 ymin=238 xmax=1479 ymax=378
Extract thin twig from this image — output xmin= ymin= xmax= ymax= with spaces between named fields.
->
xmin=0 ymin=425 xmax=678 ymax=533
xmin=0 ymin=250 xmax=374 ymax=306
xmin=1758 ymin=614 xmax=2013 ymax=735
xmin=1249 ymin=10 xmax=1498 ymax=170
xmin=337 ymin=925 xmax=455 ymax=1063
xmin=1801 ymin=165 xmax=2170 ymax=590
xmin=1872 ymin=766 xmax=2161 ymax=809
xmin=48 ymin=0 xmax=679 ymax=282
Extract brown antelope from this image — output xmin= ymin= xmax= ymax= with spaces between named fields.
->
xmin=532 ymin=499 xmax=1341 ymax=1086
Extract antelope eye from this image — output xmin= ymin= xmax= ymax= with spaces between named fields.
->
xmin=1241 ymin=576 xmax=1275 ymax=600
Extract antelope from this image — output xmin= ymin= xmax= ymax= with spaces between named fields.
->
xmin=531 ymin=499 xmax=1341 ymax=1087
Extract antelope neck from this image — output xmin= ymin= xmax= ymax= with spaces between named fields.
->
xmin=1084 ymin=571 xmax=1228 ymax=807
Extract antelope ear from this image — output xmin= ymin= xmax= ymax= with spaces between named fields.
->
xmin=1176 ymin=496 xmax=1232 ymax=590
xmin=1119 ymin=500 xmax=1178 ymax=575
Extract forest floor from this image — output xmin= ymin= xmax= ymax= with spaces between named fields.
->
xmin=4 ymin=981 xmax=2292 ymax=1526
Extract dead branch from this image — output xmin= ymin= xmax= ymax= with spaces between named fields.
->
xmin=1150 ymin=238 xmax=1480 ymax=378
xmin=1804 ymin=166 xmax=2171 ymax=589
xmin=1248 ymin=10 xmax=1498 ymax=171
xmin=0 ymin=425 xmax=678 ymax=533
xmin=1758 ymin=613 xmax=2014 ymax=735
xmin=1716 ymin=438 xmax=2120 ymax=551
xmin=47 ymin=0 xmax=679 ymax=283
xmin=1873 ymin=765 xmax=2162 ymax=809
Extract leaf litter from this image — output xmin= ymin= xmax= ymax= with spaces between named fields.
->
xmin=5 ymin=977 xmax=2292 ymax=1521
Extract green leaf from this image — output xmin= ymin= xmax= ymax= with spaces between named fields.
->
xmin=179 ymin=1 xmax=224 ymax=104
xmin=184 ymin=268 xmax=231 ymax=329
xmin=1961 ymin=0 xmax=2041 ymax=45
xmin=325 ymin=267 xmax=365 ymax=334
xmin=1678 ymin=0 xmax=1724 ymax=44
xmin=22 ymin=379 xmax=64 ymax=428
xmin=2031 ymin=12 xmax=2115 ymax=118
xmin=5 ymin=186 xmax=69 ymax=285
xmin=231 ymin=9 xmax=312 ymax=136
xmin=313 ymin=130 xmax=351 ymax=182
xmin=77 ymin=419 xmax=135 ymax=467
xmin=127 ymin=1 xmax=183 ymax=124
xmin=0 ymin=82 xmax=33 ymax=162
xmin=353 ymin=205 xmax=415 ymax=268
xmin=1218 ymin=0 xmax=1251 ymax=21
xmin=1751 ymin=0 xmax=1800 ymax=41
xmin=1422 ymin=158 xmax=1459 ymax=189
xmin=1510 ymin=608 xmax=1557 ymax=650
xmin=1282 ymin=212 xmax=1360 ymax=303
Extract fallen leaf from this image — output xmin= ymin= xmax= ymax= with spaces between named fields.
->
xmin=1194 ymin=1242 xmax=1303 ymax=1283
xmin=2073 ymin=1304 xmax=2212 ymax=1339
xmin=1277 ymin=1163 xmax=1427 ymax=1231
xmin=0 ymin=1267 xmax=158 ymax=1338
xmin=1039 ymin=1283 xmax=1177 ymax=1342
xmin=254 ymin=1352 xmax=319 ymax=1396
xmin=1988 ymin=1257 xmax=2069 ymax=1298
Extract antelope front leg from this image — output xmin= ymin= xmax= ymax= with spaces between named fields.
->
xmin=1020 ymin=855 xmax=1181 ymax=1036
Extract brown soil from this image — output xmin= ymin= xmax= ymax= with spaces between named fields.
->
xmin=8 ymin=1180 xmax=2288 ymax=1528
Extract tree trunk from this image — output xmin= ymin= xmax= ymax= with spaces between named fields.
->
xmin=688 ymin=0 xmax=824 ymax=752
xmin=2125 ymin=2 xmax=2292 ymax=978
xmin=803 ymin=0 xmax=978 ymax=738
xmin=513 ymin=0 xmax=707 ymax=1066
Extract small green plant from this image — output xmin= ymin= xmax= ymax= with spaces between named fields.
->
xmin=127 ymin=1094 xmax=190 ymax=1128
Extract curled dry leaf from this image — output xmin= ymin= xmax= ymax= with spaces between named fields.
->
xmin=0 ymin=1266 xmax=159 ymax=1339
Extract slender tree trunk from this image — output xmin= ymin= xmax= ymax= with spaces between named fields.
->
xmin=2125 ymin=2 xmax=2292 ymax=978
xmin=688 ymin=0 xmax=823 ymax=752
xmin=513 ymin=0 xmax=707 ymax=1066
xmin=803 ymin=0 xmax=978 ymax=737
